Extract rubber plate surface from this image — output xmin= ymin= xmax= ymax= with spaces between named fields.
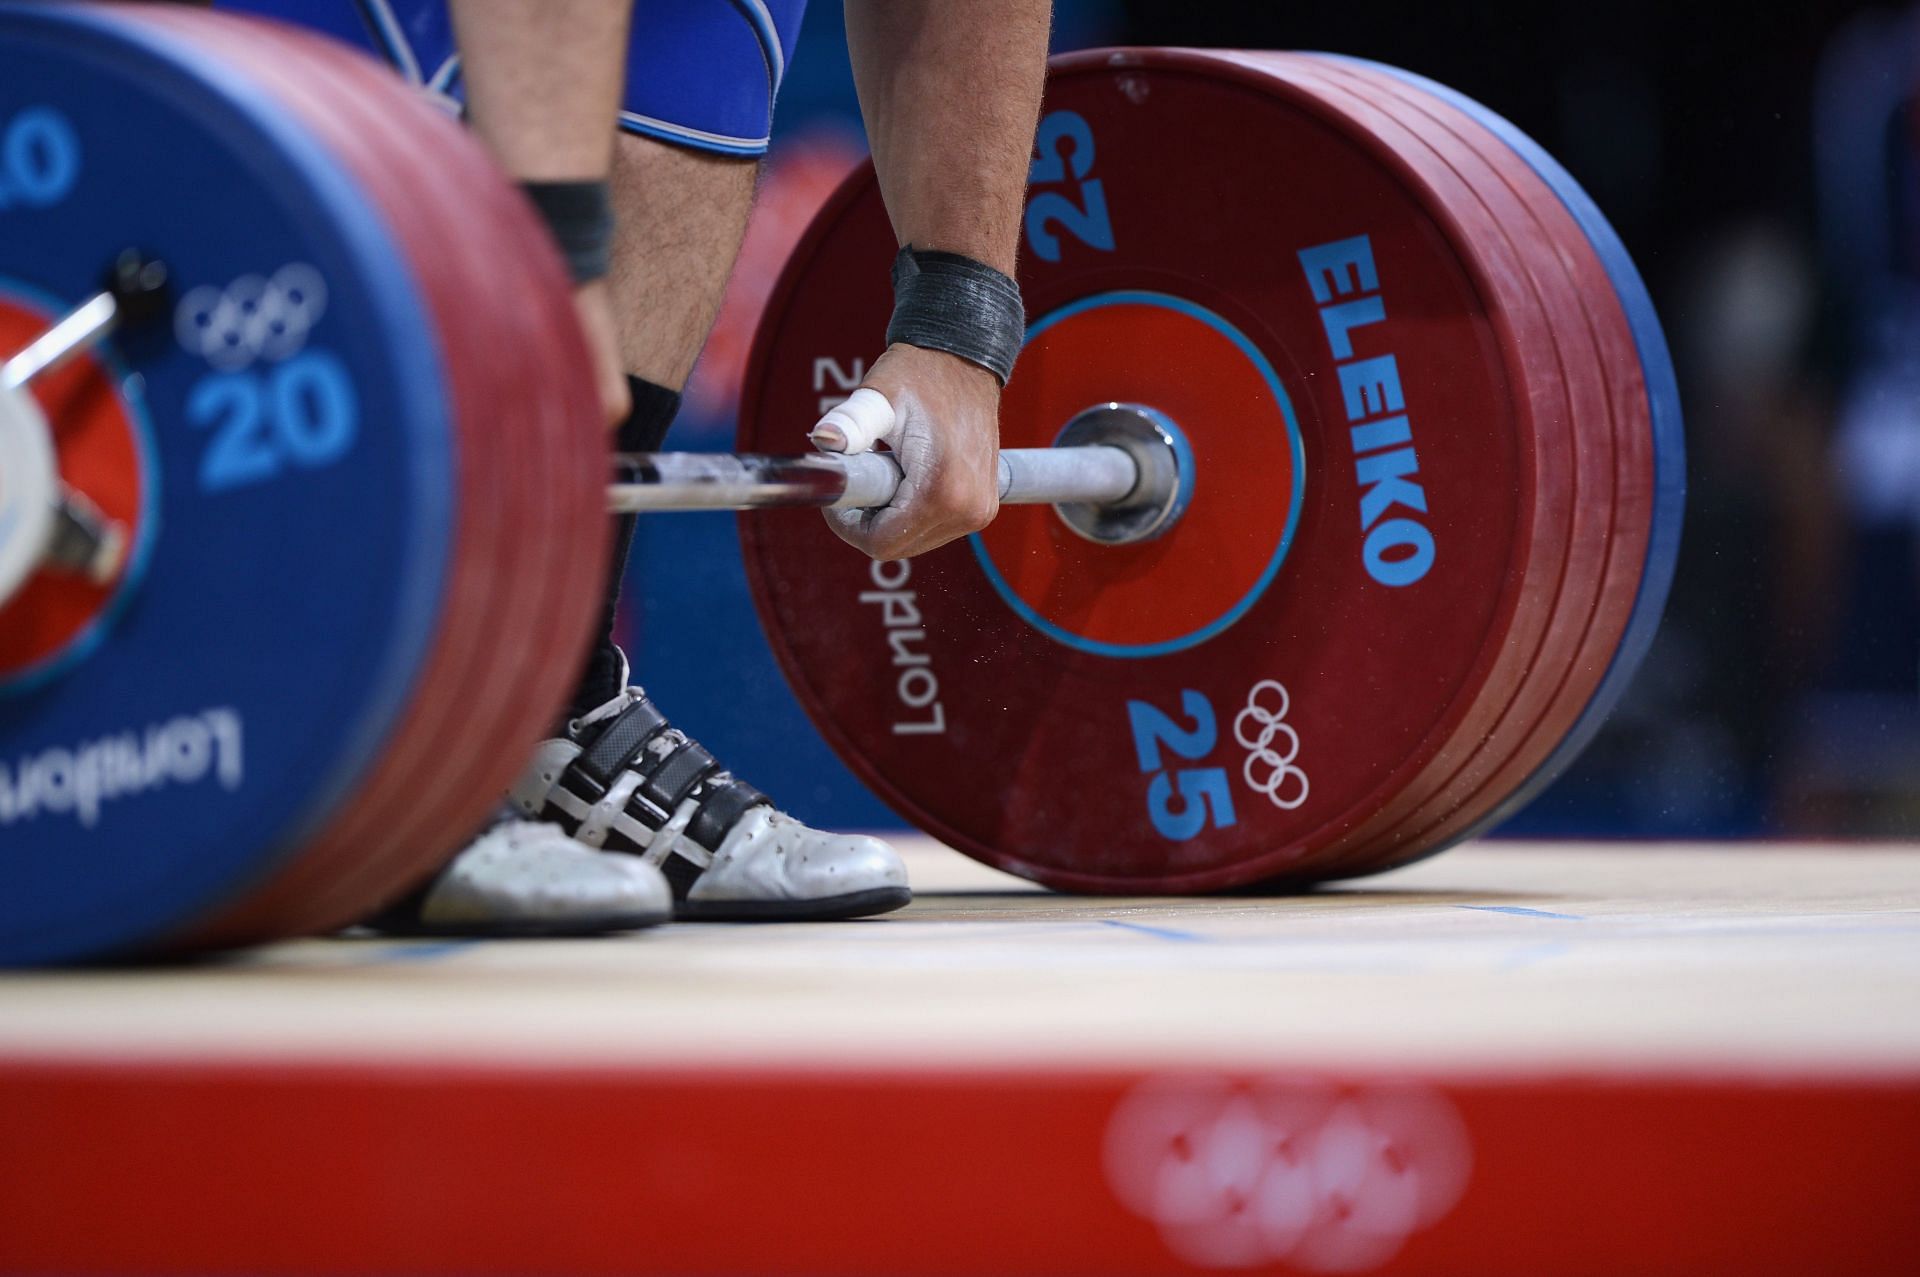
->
xmin=0 ymin=8 xmax=608 ymax=961
xmin=738 ymin=49 xmax=1661 ymax=892
xmin=0 ymin=7 xmax=452 ymax=962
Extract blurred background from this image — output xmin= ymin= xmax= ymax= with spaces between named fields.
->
xmin=624 ymin=0 xmax=1920 ymax=842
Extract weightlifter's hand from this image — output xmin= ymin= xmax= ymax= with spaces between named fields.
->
xmin=815 ymin=343 xmax=1002 ymax=561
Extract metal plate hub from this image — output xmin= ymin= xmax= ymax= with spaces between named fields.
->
xmin=1052 ymin=402 xmax=1191 ymax=546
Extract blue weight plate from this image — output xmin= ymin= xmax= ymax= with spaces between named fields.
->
xmin=1326 ymin=56 xmax=1686 ymax=844
xmin=0 ymin=7 xmax=453 ymax=963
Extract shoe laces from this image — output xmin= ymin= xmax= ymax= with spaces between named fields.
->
xmin=571 ymin=685 xmax=648 ymax=733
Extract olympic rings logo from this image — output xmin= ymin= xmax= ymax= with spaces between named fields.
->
xmin=1234 ymin=679 xmax=1308 ymax=811
xmin=1104 ymin=1075 xmax=1472 ymax=1273
xmin=173 ymin=264 xmax=329 ymax=372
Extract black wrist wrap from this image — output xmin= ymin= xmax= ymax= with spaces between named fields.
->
xmin=885 ymin=246 xmax=1025 ymax=384
xmin=520 ymin=180 xmax=615 ymax=284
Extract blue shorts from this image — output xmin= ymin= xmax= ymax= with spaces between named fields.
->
xmin=218 ymin=0 xmax=807 ymax=156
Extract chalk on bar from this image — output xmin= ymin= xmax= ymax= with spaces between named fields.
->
xmin=810 ymin=386 xmax=896 ymax=454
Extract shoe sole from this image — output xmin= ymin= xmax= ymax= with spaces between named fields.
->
xmin=674 ymin=886 xmax=913 ymax=923
xmin=361 ymin=909 xmax=672 ymax=939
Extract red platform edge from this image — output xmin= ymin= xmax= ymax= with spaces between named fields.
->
xmin=0 ymin=1056 xmax=1914 ymax=1276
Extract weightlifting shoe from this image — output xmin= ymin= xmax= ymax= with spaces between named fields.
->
xmin=509 ymin=687 xmax=911 ymax=920
xmin=363 ymin=810 xmax=673 ymax=936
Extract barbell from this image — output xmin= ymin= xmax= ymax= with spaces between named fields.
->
xmin=0 ymin=6 xmax=1682 ymax=963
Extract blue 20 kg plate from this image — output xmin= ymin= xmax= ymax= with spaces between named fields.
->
xmin=0 ymin=7 xmax=454 ymax=963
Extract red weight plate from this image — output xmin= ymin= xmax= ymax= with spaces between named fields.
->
xmin=1294 ymin=59 xmax=1639 ymax=874
xmin=140 ymin=12 xmax=538 ymax=943
xmin=140 ymin=17 xmax=481 ymax=941
xmin=236 ymin=24 xmax=599 ymax=930
xmin=140 ymin=12 xmax=608 ymax=947
xmin=279 ymin=27 xmax=595 ymax=929
xmin=1225 ymin=54 xmax=1625 ymax=879
xmin=1185 ymin=52 xmax=1608 ymax=882
xmin=1298 ymin=58 xmax=1656 ymax=876
xmin=214 ymin=16 xmax=604 ymax=941
xmin=740 ymin=49 xmax=1585 ymax=892
xmin=203 ymin=21 xmax=554 ymax=934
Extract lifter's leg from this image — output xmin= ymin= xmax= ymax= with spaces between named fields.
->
xmin=609 ymin=135 xmax=759 ymax=394
xmin=449 ymin=0 xmax=634 ymax=425
xmin=530 ymin=132 xmax=910 ymax=922
xmin=570 ymin=134 xmax=759 ymax=718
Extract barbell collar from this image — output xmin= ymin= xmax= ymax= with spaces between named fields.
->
xmin=43 ymin=485 xmax=129 ymax=584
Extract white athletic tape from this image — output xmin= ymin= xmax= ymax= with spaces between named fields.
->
xmin=810 ymin=386 xmax=896 ymax=455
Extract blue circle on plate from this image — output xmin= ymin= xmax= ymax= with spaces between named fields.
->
xmin=968 ymin=291 xmax=1307 ymax=659
xmin=1323 ymin=56 xmax=1687 ymax=845
xmin=0 ymin=7 xmax=454 ymax=963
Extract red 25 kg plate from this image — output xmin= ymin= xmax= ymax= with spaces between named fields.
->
xmin=741 ymin=49 xmax=1588 ymax=892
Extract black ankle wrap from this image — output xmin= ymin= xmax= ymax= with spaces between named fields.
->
xmin=617 ymin=375 xmax=683 ymax=456
xmin=568 ymin=376 xmax=682 ymax=722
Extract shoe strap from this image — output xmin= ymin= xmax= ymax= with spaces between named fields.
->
xmin=640 ymin=740 xmax=717 ymax=812
xmin=687 ymin=780 xmax=768 ymax=853
xmin=573 ymin=695 xmax=669 ymax=791
xmin=563 ymin=691 xmax=771 ymax=860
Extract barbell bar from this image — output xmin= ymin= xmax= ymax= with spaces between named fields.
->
xmin=609 ymin=443 xmax=1140 ymax=515
xmin=3 ymin=265 xmax=1184 ymax=539
xmin=608 ymin=400 xmax=1190 ymax=548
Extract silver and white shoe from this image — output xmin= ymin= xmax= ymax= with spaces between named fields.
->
xmin=509 ymin=687 xmax=911 ymax=921
xmin=364 ymin=812 xmax=673 ymax=936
